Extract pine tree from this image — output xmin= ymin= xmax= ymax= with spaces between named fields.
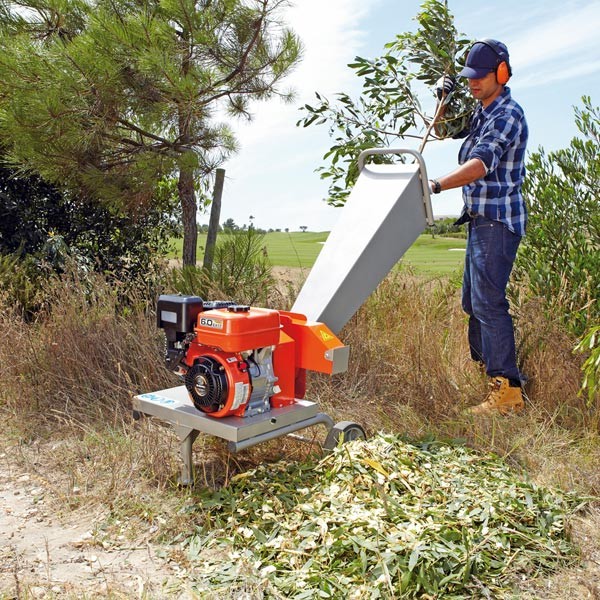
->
xmin=0 ymin=0 xmax=301 ymax=265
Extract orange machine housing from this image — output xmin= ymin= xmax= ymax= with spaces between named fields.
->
xmin=162 ymin=298 xmax=348 ymax=419
xmin=182 ymin=346 xmax=251 ymax=418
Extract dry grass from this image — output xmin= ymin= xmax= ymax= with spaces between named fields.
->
xmin=2 ymin=268 xmax=598 ymax=494
xmin=1 ymin=273 xmax=171 ymax=434
xmin=1 ymin=267 xmax=599 ymax=598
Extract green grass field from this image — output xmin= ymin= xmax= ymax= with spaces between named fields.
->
xmin=402 ymin=234 xmax=467 ymax=274
xmin=169 ymin=231 xmax=466 ymax=274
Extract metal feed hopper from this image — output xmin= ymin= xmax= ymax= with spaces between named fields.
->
xmin=292 ymin=148 xmax=434 ymax=334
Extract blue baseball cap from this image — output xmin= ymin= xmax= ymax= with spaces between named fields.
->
xmin=459 ymin=40 xmax=509 ymax=79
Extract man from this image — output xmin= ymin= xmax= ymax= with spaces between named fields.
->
xmin=429 ymin=39 xmax=528 ymax=415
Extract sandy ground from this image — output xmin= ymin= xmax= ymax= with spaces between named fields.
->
xmin=0 ymin=448 xmax=188 ymax=599
xmin=2 ymin=440 xmax=600 ymax=599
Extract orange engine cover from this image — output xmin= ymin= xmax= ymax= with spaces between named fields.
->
xmin=166 ymin=300 xmax=348 ymax=418
xmin=193 ymin=307 xmax=281 ymax=352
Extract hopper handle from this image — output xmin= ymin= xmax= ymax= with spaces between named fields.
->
xmin=357 ymin=148 xmax=434 ymax=226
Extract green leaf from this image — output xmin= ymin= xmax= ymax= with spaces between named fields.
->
xmin=408 ymin=545 xmax=421 ymax=572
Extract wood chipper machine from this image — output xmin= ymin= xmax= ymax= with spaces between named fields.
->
xmin=132 ymin=149 xmax=434 ymax=484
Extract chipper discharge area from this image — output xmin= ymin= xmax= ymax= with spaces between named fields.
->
xmin=132 ymin=149 xmax=434 ymax=485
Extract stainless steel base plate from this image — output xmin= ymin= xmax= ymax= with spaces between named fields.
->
xmin=132 ymin=386 xmax=322 ymax=443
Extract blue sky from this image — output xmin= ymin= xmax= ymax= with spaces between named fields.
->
xmin=205 ymin=0 xmax=600 ymax=232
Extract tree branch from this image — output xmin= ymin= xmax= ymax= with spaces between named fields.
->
xmin=115 ymin=118 xmax=175 ymax=148
xmin=199 ymin=4 xmax=266 ymax=94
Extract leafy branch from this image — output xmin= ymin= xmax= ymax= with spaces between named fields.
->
xmin=298 ymin=0 xmax=474 ymax=206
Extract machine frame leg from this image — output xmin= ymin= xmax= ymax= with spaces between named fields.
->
xmin=134 ymin=389 xmax=366 ymax=486
xmin=174 ymin=426 xmax=199 ymax=486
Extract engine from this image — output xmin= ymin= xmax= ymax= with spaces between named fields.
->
xmin=157 ymin=295 xmax=349 ymax=418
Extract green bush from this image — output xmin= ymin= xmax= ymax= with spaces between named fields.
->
xmin=167 ymin=228 xmax=275 ymax=306
xmin=0 ymin=253 xmax=46 ymax=319
xmin=429 ymin=217 xmax=467 ymax=238
xmin=512 ymin=97 xmax=599 ymax=401
xmin=575 ymin=325 xmax=600 ymax=405
xmin=0 ymin=157 xmax=178 ymax=283
xmin=514 ymin=96 xmax=599 ymax=337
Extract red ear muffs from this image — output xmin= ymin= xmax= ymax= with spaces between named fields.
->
xmin=476 ymin=39 xmax=512 ymax=84
xmin=496 ymin=61 xmax=510 ymax=85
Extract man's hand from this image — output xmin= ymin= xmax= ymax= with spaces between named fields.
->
xmin=435 ymin=75 xmax=455 ymax=104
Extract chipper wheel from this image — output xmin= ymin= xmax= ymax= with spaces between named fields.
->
xmin=324 ymin=421 xmax=366 ymax=450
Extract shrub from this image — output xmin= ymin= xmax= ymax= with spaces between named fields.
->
xmin=167 ymin=228 xmax=275 ymax=306
xmin=511 ymin=97 xmax=599 ymax=402
xmin=0 ymin=157 xmax=178 ymax=283
xmin=0 ymin=252 xmax=46 ymax=319
xmin=430 ymin=217 xmax=467 ymax=238
xmin=513 ymin=97 xmax=599 ymax=337
xmin=575 ymin=325 xmax=600 ymax=405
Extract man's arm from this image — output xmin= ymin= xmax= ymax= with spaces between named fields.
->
xmin=430 ymin=158 xmax=486 ymax=193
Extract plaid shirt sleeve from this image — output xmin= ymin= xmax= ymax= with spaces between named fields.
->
xmin=458 ymin=88 xmax=528 ymax=236
xmin=470 ymin=111 xmax=524 ymax=174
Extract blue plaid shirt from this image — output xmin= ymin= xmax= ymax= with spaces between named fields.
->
xmin=457 ymin=87 xmax=528 ymax=236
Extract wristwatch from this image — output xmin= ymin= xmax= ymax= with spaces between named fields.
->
xmin=430 ymin=180 xmax=442 ymax=194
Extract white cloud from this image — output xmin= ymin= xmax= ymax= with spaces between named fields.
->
xmin=507 ymin=3 xmax=600 ymax=86
xmin=232 ymin=0 xmax=378 ymax=146
xmin=517 ymin=58 xmax=600 ymax=90
xmin=216 ymin=0 xmax=382 ymax=230
xmin=286 ymin=0 xmax=374 ymax=92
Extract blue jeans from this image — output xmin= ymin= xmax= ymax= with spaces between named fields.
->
xmin=462 ymin=215 xmax=522 ymax=383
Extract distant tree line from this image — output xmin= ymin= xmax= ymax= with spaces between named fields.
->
xmin=199 ymin=219 xmax=300 ymax=235
xmin=429 ymin=217 xmax=467 ymax=238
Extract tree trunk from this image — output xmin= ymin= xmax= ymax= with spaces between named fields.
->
xmin=179 ymin=161 xmax=197 ymax=267
xmin=178 ymin=27 xmax=197 ymax=267
xmin=203 ymin=168 xmax=225 ymax=273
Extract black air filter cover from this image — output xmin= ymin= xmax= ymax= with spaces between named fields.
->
xmin=156 ymin=294 xmax=203 ymax=334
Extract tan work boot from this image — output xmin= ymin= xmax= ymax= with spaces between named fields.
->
xmin=470 ymin=376 xmax=524 ymax=415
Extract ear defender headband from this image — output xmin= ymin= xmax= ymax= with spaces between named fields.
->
xmin=477 ymin=39 xmax=512 ymax=84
